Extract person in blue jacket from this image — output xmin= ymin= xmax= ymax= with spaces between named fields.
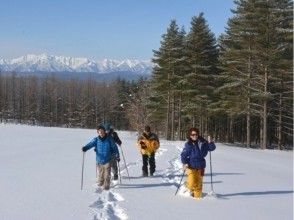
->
xmin=181 ymin=127 xmax=216 ymax=199
xmin=82 ymin=125 xmax=120 ymax=190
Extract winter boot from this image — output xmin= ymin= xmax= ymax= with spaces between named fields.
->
xmin=194 ymin=191 xmax=202 ymax=199
xmin=103 ymin=186 xmax=110 ymax=191
xmin=190 ymin=191 xmax=194 ymax=197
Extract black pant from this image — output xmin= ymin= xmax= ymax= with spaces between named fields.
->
xmin=142 ymin=153 xmax=156 ymax=175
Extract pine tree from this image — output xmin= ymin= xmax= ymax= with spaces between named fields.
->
xmin=184 ymin=12 xmax=218 ymax=135
xmin=218 ymin=0 xmax=261 ymax=147
xmin=150 ymin=20 xmax=186 ymax=139
xmin=218 ymin=0 xmax=293 ymax=148
xmin=254 ymin=0 xmax=293 ymax=149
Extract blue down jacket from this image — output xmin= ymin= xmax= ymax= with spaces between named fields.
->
xmin=181 ymin=137 xmax=216 ymax=169
xmin=83 ymin=135 xmax=119 ymax=165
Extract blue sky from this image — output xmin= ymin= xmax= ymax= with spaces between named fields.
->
xmin=0 ymin=0 xmax=234 ymax=60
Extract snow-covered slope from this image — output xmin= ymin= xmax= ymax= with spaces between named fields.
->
xmin=0 ymin=54 xmax=153 ymax=74
xmin=0 ymin=124 xmax=293 ymax=220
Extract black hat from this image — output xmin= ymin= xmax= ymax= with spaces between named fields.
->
xmin=97 ymin=125 xmax=106 ymax=131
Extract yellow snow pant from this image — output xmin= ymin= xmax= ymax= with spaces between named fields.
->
xmin=186 ymin=168 xmax=204 ymax=199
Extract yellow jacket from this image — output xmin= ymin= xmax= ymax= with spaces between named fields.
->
xmin=137 ymin=132 xmax=160 ymax=155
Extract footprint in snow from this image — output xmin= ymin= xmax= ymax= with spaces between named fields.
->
xmin=89 ymin=187 xmax=127 ymax=220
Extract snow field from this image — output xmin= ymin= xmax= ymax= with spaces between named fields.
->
xmin=0 ymin=124 xmax=293 ymax=220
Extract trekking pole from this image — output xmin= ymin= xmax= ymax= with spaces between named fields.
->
xmin=81 ymin=152 xmax=85 ymax=190
xmin=117 ymin=161 xmax=122 ymax=184
xmin=209 ymin=151 xmax=214 ymax=192
xmin=175 ymin=168 xmax=186 ymax=196
xmin=120 ymin=145 xmax=130 ymax=181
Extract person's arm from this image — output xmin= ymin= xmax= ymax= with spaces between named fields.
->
xmin=207 ymin=135 xmax=216 ymax=151
xmin=154 ymin=133 xmax=160 ymax=144
xmin=181 ymin=143 xmax=191 ymax=166
xmin=82 ymin=138 xmax=97 ymax=152
xmin=200 ymin=137 xmax=216 ymax=155
xmin=139 ymin=140 xmax=147 ymax=149
xmin=150 ymin=133 xmax=160 ymax=144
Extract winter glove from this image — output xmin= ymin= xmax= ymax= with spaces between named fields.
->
xmin=207 ymin=135 xmax=212 ymax=143
xmin=116 ymin=157 xmax=120 ymax=162
xmin=82 ymin=146 xmax=87 ymax=152
xmin=140 ymin=141 xmax=147 ymax=149
xmin=94 ymin=148 xmax=97 ymax=152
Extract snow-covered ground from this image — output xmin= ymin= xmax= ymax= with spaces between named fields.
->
xmin=0 ymin=124 xmax=293 ymax=220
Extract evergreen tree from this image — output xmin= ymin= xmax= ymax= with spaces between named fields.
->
xmin=256 ymin=0 xmax=293 ymax=149
xmin=184 ymin=12 xmax=218 ymax=134
xmin=150 ymin=20 xmax=186 ymax=139
xmin=218 ymin=0 xmax=260 ymax=147
xmin=219 ymin=0 xmax=293 ymax=148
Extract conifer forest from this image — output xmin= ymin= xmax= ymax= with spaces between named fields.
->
xmin=0 ymin=0 xmax=292 ymax=149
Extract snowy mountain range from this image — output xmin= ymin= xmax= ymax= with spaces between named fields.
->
xmin=0 ymin=54 xmax=153 ymax=75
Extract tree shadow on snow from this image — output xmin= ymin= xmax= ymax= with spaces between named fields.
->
xmin=121 ymin=175 xmax=163 ymax=179
xmin=122 ymin=173 xmax=243 ymax=180
xmin=204 ymin=172 xmax=244 ymax=177
xmin=118 ymin=182 xmax=174 ymax=189
xmin=203 ymin=180 xmax=223 ymax=184
xmin=218 ymin=190 xmax=294 ymax=199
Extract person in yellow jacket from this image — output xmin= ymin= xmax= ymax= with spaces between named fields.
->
xmin=137 ymin=125 xmax=160 ymax=177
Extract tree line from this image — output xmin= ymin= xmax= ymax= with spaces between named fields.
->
xmin=133 ymin=0 xmax=293 ymax=149
xmin=0 ymin=73 xmax=138 ymax=130
xmin=0 ymin=0 xmax=292 ymax=149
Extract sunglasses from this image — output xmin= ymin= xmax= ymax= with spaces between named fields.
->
xmin=190 ymin=133 xmax=198 ymax=137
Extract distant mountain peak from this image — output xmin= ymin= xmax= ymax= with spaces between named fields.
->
xmin=0 ymin=54 xmax=153 ymax=74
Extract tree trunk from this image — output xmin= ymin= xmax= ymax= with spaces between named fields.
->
xmin=178 ymin=93 xmax=182 ymax=140
xmin=229 ymin=116 xmax=234 ymax=143
xmin=260 ymin=117 xmax=263 ymax=149
xmin=205 ymin=116 xmax=208 ymax=137
xmin=277 ymin=93 xmax=283 ymax=150
xmin=171 ymin=92 xmax=175 ymax=140
xmin=166 ymin=91 xmax=170 ymax=140
xmin=246 ymin=110 xmax=251 ymax=148
xmin=262 ymin=101 xmax=267 ymax=149
xmin=199 ymin=115 xmax=202 ymax=134
xmin=246 ymin=49 xmax=252 ymax=148
xmin=262 ymin=66 xmax=268 ymax=149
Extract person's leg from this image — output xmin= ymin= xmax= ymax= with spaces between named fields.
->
xmin=193 ymin=169 xmax=204 ymax=199
xmin=186 ymin=168 xmax=197 ymax=194
xmin=142 ymin=154 xmax=148 ymax=176
xmin=103 ymin=163 xmax=111 ymax=190
xmin=149 ymin=153 xmax=156 ymax=175
xmin=110 ymin=156 xmax=118 ymax=180
xmin=98 ymin=164 xmax=104 ymax=187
